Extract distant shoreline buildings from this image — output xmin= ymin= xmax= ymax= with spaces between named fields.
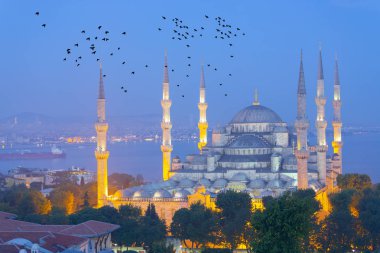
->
xmin=94 ymin=50 xmax=342 ymax=221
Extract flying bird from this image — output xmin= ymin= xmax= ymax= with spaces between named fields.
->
xmin=122 ymin=61 xmax=126 ymax=65
xmin=74 ymin=43 xmax=79 ymax=47
xmin=158 ymin=28 xmax=162 ymax=31
xmin=86 ymin=37 xmax=90 ymax=41
xmin=131 ymin=71 xmax=135 ymax=75
xmin=205 ymin=15 xmax=209 ymax=18
xmin=105 ymin=31 xmax=109 ymax=34
xmin=103 ymin=74 xmax=106 ymax=77
xmin=122 ymin=32 xmax=126 ymax=35
xmin=81 ymin=30 xmax=85 ymax=33
xmin=35 ymin=11 xmax=39 ymax=16
xmin=162 ymin=16 xmax=166 ymax=19
xmin=41 ymin=24 xmax=46 ymax=28
xmin=98 ymin=25 xmax=102 ymax=30
xmin=145 ymin=65 xmax=148 ymax=68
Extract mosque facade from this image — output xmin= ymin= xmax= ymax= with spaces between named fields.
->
xmin=97 ymin=50 xmax=343 ymax=223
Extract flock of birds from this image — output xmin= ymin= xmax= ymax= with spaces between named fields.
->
xmin=35 ymin=11 xmax=246 ymax=98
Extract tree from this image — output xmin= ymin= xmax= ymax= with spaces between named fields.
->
xmin=113 ymin=205 xmax=142 ymax=250
xmin=138 ymin=203 xmax=167 ymax=251
xmin=358 ymin=188 xmax=380 ymax=251
xmin=171 ymin=202 xmax=219 ymax=249
xmin=82 ymin=191 xmax=90 ymax=208
xmin=108 ymin=173 xmax=144 ymax=195
xmin=216 ymin=190 xmax=252 ymax=251
xmin=337 ymin=174 xmax=372 ymax=192
xmin=50 ymin=190 xmax=75 ymax=214
xmin=251 ymin=190 xmax=320 ymax=253
xmin=317 ymin=190 xmax=359 ymax=253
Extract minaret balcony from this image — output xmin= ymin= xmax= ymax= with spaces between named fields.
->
xmin=295 ymin=149 xmax=309 ymax=159
xmin=161 ymin=145 xmax=173 ymax=152
xmin=198 ymin=103 xmax=208 ymax=110
xmin=316 ymin=145 xmax=328 ymax=153
xmin=95 ymin=150 xmax=109 ymax=159
xmin=315 ymin=120 xmax=327 ymax=129
xmin=315 ymin=97 xmax=326 ymax=106
xmin=161 ymin=122 xmax=172 ymax=129
xmin=95 ymin=122 xmax=109 ymax=132
xmin=295 ymin=119 xmax=309 ymax=130
xmin=161 ymin=100 xmax=172 ymax=108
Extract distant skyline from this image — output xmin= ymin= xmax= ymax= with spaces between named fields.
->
xmin=1 ymin=0 xmax=380 ymax=129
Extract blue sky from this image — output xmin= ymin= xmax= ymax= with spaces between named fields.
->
xmin=0 ymin=0 xmax=379 ymax=128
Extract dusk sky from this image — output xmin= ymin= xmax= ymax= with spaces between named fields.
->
xmin=1 ymin=0 xmax=380 ymax=128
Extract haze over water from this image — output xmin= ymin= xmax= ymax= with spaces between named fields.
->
xmin=0 ymin=133 xmax=378 ymax=183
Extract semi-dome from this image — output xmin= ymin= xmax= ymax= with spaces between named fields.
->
xmin=248 ymin=179 xmax=266 ymax=189
xmin=230 ymin=105 xmax=283 ymax=124
xmin=153 ymin=189 xmax=172 ymax=199
xmin=212 ymin=178 xmax=228 ymax=189
xmin=178 ymin=178 xmax=195 ymax=188
xmin=267 ymin=179 xmax=283 ymax=189
xmin=198 ymin=178 xmax=212 ymax=187
xmin=231 ymin=172 xmax=249 ymax=182
xmin=228 ymin=134 xmax=272 ymax=148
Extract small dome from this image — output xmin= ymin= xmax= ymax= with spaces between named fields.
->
xmin=228 ymin=134 xmax=271 ymax=148
xmin=174 ymin=189 xmax=191 ymax=199
xmin=230 ymin=172 xmax=249 ymax=182
xmin=230 ymin=105 xmax=283 ymax=124
xmin=153 ymin=189 xmax=172 ymax=199
xmin=178 ymin=178 xmax=195 ymax=188
xmin=267 ymin=179 xmax=283 ymax=189
xmin=159 ymin=180 xmax=177 ymax=188
xmin=212 ymin=178 xmax=228 ymax=188
xmin=198 ymin=178 xmax=212 ymax=188
xmin=133 ymin=190 xmax=151 ymax=199
xmin=248 ymin=179 xmax=266 ymax=189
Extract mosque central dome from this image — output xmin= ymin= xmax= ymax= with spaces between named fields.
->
xmin=230 ymin=104 xmax=283 ymax=124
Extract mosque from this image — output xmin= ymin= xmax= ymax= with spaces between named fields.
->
xmin=95 ymin=50 xmax=343 ymax=223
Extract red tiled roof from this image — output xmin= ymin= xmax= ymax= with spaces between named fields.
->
xmin=0 ymin=231 xmax=88 ymax=252
xmin=0 ymin=212 xmax=120 ymax=238
xmin=60 ymin=220 xmax=120 ymax=237
xmin=20 ymin=225 xmax=72 ymax=233
xmin=0 ymin=219 xmax=39 ymax=231
xmin=0 ymin=211 xmax=17 ymax=220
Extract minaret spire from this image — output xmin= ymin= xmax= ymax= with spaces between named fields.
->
xmin=98 ymin=64 xmax=105 ymax=100
xmin=253 ymin=89 xmax=260 ymax=106
xmin=295 ymin=50 xmax=309 ymax=190
xmin=161 ymin=52 xmax=173 ymax=181
xmin=332 ymin=56 xmax=343 ymax=176
xmin=318 ymin=48 xmax=324 ymax=80
xmin=95 ymin=65 xmax=109 ymax=207
xmin=198 ymin=65 xmax=208 ymax=153
xmin=315 ymin=48 xmax=328 ymax=185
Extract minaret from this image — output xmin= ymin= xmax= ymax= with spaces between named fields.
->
xmin=315 ymin=49 xmax=328 ymax=185
xmin=332 ymin=57 xmax=343 ymax=174
xmin=295 ymin=51 xmax=309 ymax=190
xmin=161 ymin=53 xmax=173 ymax=181
xmin=197 ymin=66 xmax=208 ymax=153
xmin=95 ymin=65 xmax=109 ymax=207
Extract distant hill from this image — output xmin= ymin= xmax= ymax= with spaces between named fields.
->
xmin=0 ymin=112 xmax=165 ymax=137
